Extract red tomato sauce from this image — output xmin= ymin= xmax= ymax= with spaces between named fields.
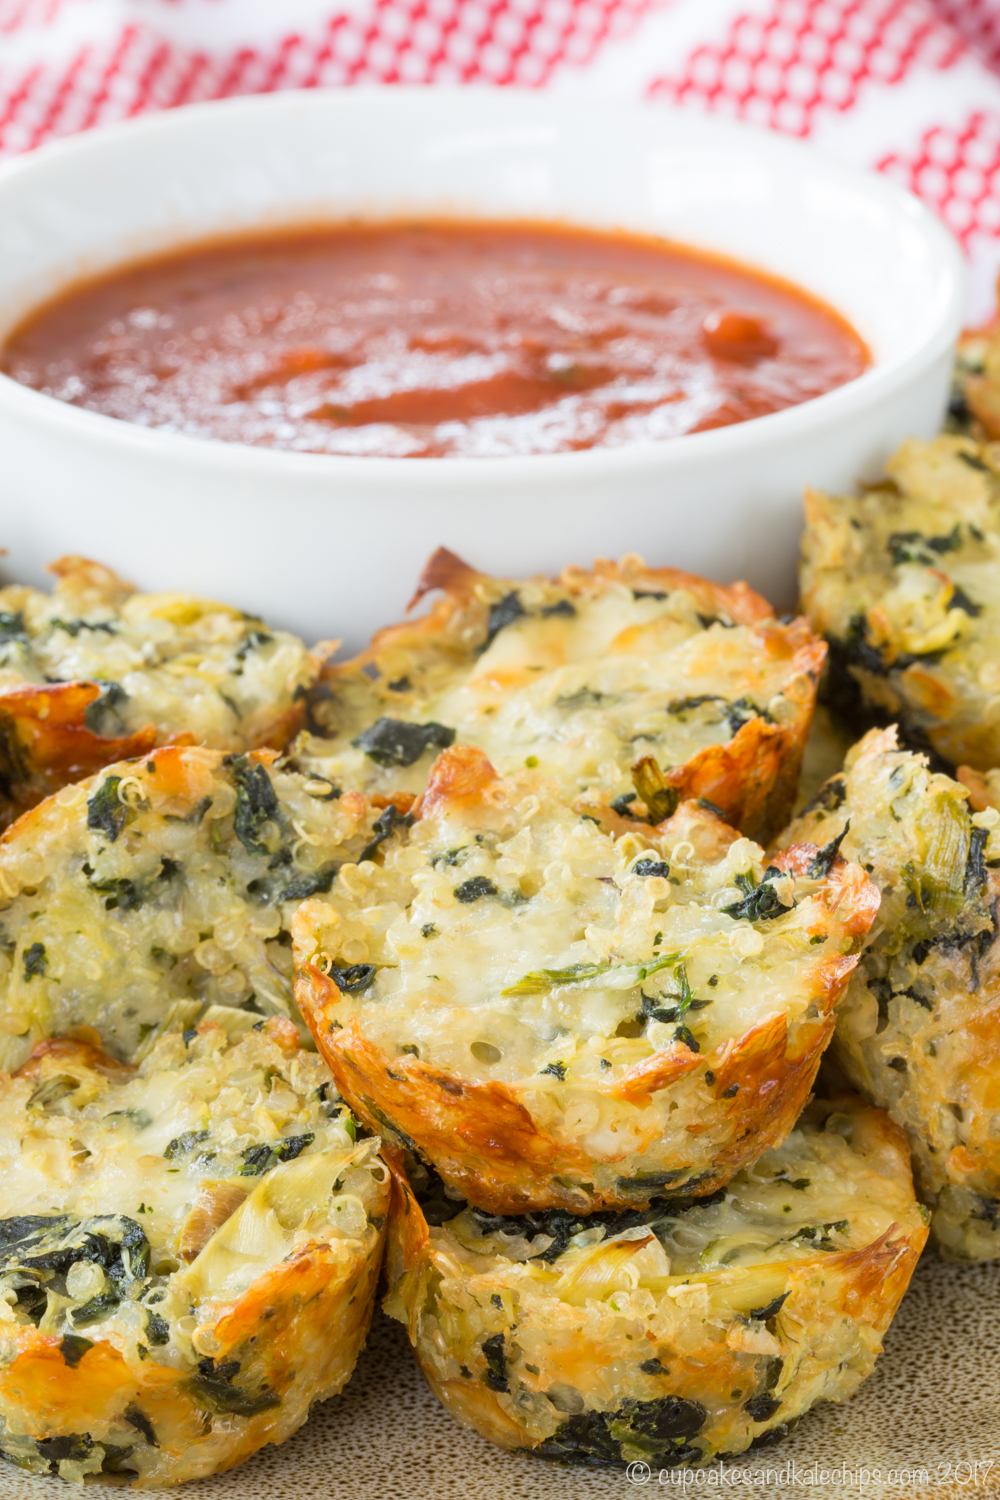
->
xmin=1 ymin=220 xmax=869 ymax=458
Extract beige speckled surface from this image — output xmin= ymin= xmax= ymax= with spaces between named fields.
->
xmin=0 ymin=1252 xmax=995 ymax=1499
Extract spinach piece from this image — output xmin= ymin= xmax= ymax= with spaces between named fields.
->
xmin=481 ymin=1333 xmax=508 ymax=1392
xmin=71 ymin=1290 xmax=122 ymax=1327
xmin=840 ymin=613 xmax=889 ymax=677
xmin=22 ymin=942 xmax=47 ymax=981
xmin=1 ymin=1215 xmax=151 ymax=1330
xmin=744 ymin=1394 xmax=782 ymax=1422
xmin=889 ymin=526 xmax=962 ymax=565
xmin=482 ymin=592 xmax=526 ymax=650
xmin=747 ymin=1292 xmax=788 ymax=1322
xmin=633 ymin=858 xmax=670 ymax=878
xmin=145 ymin=1311 xmax=170 ymax=1345
xmin=951 ymin=584 xmax=982 ymax=618
xmin=632 ymin=756 xmax=681 ymax=824
xmin=616 ymin=1170 xmax=688 ymax=1193
xmin=967 ymin=826 xmax=989 ymax=893
xmin=611 ymin=793 xmax=640 ymax=817
xmin=0 ymin=1214 xmax=71 ymax=1249
xmin=83 ymin=680 xmax=128 ymax=736
xmin=35 ymin=1434 xmax=94 ymax=1471
xmin=100 ymin=1444 xmax=137 ymax=1475
xmin=725 ymin=696 xmax=765 ymax=736
xmin=0 ymin=611 xmax=27 ymax=645
xmin=801 ymin=776 xmax=846 ymax=816
xmin=280 ymin=864 xmax=338 ymax=903
xmin=468 ymin=1188 xmax=725 ymax=1264
xmin=123 ymin=1405 xmax=157 ymax=1447
xmin=542 ymin=599 xmax=576 ymax=618
xmin=640 ymin=963 xmax=703 ymax=1024
xmin=539 ymin=1061 xmax=566 ymax=1080
xmin=352 ymin=718 xmax=455 ymax=768
xmin=722 ymin=868 xmax=786 ymax=922
xmin=59 ymin=1335 xmax=93 ymax=1369
xmin=184 ymin=1358 xmax=280 ymax=1417
xmin=807 ymin=821 xmax=849 ymax=878
xmin=359 ymin=803 xmax=414 ymax=863
xmin=234 ymin=629 xmax=273 ymax=663
xmin=556 ymin=687 xmax=611 ymax=712
xmin=697 ymin=797 xmax=726 ymax=819
xmin=454 ymin=876 xmax=498 ymax=903
xmin=164 ymin=1130 xmax=210 ymax=1161
xmin=87 ymin=775 xmax=131 ymax=843
xmin=789 ymin=1220 xmax=848 ymax=1250
xmin=48 ymin=617 xmax=116 ymax=637
xmin=87 ymin=875 xmax=144 ymax=912
xmin=666 ymin=694 xmax=725 ymax=716
xmin=230 ymin=757 xmax=280 ymax=855
xmin=328 ymin=963 xmax=376 ymax=993
xmin=535 ymin=1396 xmax=706 ymax=1467
xmin=238 ymin=1133 xmax=315 ymax=1177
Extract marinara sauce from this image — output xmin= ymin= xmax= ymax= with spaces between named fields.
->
xmin=1 ymin=221 xmax=869 ymax=458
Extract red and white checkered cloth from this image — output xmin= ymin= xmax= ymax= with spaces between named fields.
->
xmin=2 ymin=0 xmax=1000 ymax=319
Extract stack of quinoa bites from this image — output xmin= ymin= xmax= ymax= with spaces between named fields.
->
xmin=0 ymin=546 xmax=937 ymax=1481
xmin=795 ymin=424 xmax=1000 ymax=1268
xmin=0 ymin=566 xmax=388 ymax=1484
xmin=0 ymin=746 xmax=391 ymax=1483
xmin=289 ymin=553 xmax=929 ymax=1471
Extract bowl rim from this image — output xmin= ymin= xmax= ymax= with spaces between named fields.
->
xmin=0 ymin=85 xmax=968 ymax=487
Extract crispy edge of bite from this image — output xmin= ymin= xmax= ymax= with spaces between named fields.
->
xmin=0 ymin=742 xmax=380 ymax=1069
xmin=0 ymin=556 xmax=319 ymax=830
xmin=778 ymin=725 xmax=1000 ymax=1259
xmin=312 ymin=548 xmax=825 ymax=846
xmin=0 ymin=1028 xmax=389 ymax=1486
xmin=294 ymin=746 xmax=879 ymax=1215
xmin=798 ymin=436 xmax=1000 ymax=771
xmin=380 ymin=1098 xmax=928 ymax=1466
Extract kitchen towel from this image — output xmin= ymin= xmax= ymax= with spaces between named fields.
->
xmin=2 ymin=0 xmax=1000 ymax=318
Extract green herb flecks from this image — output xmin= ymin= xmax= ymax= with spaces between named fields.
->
xmin=503 ymin=951 xmax=682 ymax=998
xmin=230 ymin=756 xmax=281 ymax=856
xmin=352 ymin=718 xmax=454 ymax=768
xmin=87 ymin=776 xmax=132 ymax=843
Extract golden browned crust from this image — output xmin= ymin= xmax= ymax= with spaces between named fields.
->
xmin=0 ymin=681 xmax=159 ymax=829
xmin=294 ymin=750 xmax=879 ymax=1213
xmin=0 ymin=1236 xmax=382 ymax=1487
xmin=300 ymin=549 xmax=825 ymax=847
xmin=382 ymin=1097 xmax=928 ymax=1467
xmin=0 ymin=556 xmax=317 ymax=827
xmin=0 ymin=1018 xmax=389 ymax=1484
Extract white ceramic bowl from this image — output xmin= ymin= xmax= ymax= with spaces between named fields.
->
xmin=0 ymin=88 xmax=965 ymax=649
